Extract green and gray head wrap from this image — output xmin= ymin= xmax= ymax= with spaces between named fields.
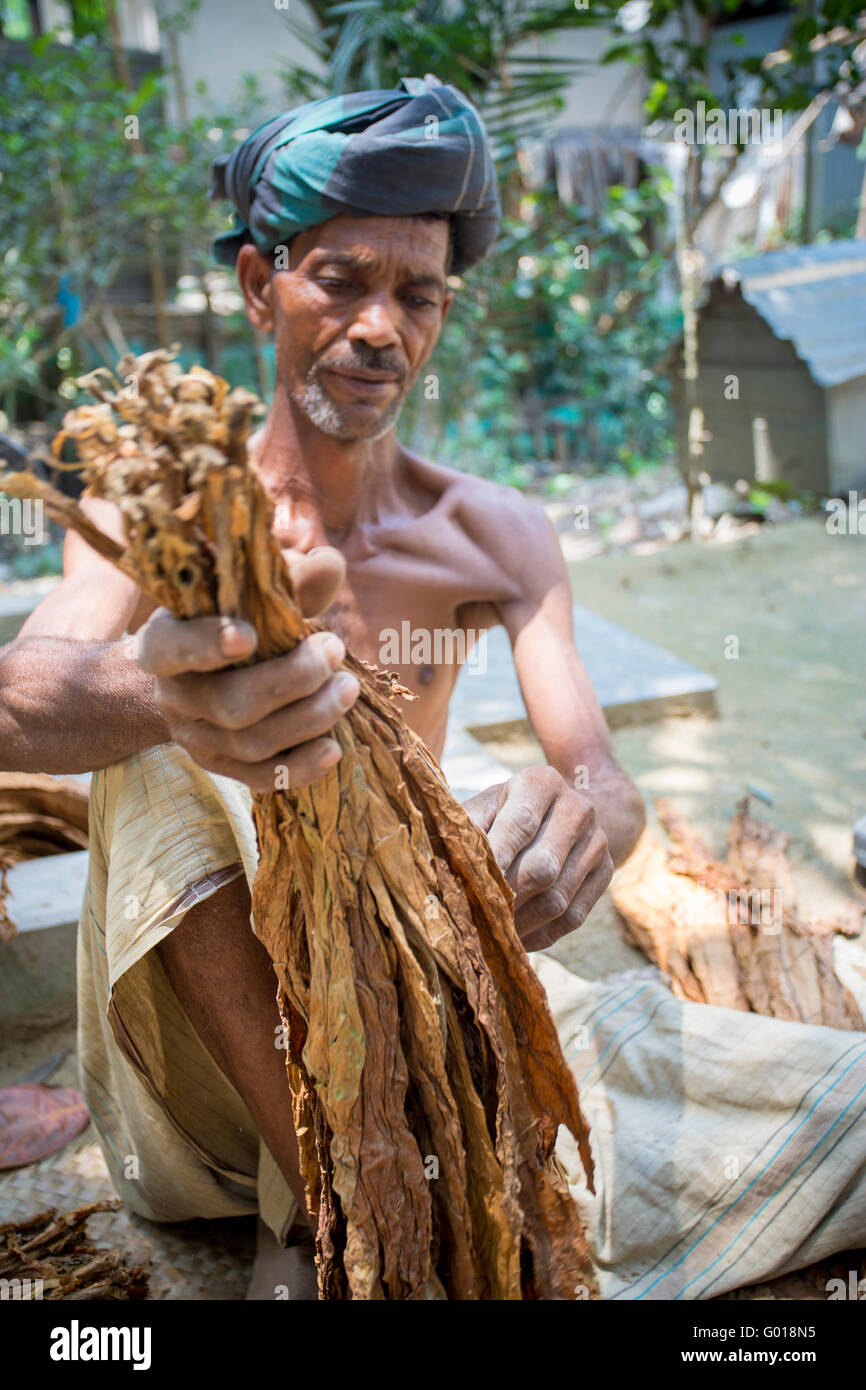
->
xmin=210 ymin=75 xmax=500 ymax=273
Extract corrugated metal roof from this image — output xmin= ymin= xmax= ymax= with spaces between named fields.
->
xmin=717 ymin=240 xmax=866 ymax=388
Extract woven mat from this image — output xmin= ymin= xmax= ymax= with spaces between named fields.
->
xmin=0 ymin=1126 xmax=255 ymax=1300
xmin=2 ymin=1065 xmax=862 ymax=1301
xmin=3 ymin=1126 xmax=862 ymax=1301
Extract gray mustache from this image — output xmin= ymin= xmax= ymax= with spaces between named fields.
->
xmin=318 ymin=348 xmax=407 ymax=379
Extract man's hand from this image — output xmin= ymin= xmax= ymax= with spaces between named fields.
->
xmin=463 ymin=766 xmax=614 ymax=951
xmin=132 ymin=546 xmax=360 ymax=793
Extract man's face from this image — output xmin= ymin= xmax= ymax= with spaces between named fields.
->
xmin=247 ymin=214 xmax=452 ymax=442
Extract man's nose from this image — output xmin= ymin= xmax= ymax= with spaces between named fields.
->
xmin=347 ymin=294 xmax=400 ymax=348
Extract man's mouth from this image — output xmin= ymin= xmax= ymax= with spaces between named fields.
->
xmin=321 ymin=365 xmax=402 ymax=395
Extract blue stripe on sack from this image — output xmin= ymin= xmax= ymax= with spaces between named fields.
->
xmin=577 ymin=992 xmax=678 ymax=1086
xmin=608 ymin=1038 xmax=866 ymax=1298
xmin=630 ymin=1048 xmax=866 ymax=1299
xmin=690 ymin=1092 xmax=866 ymax=1299
xmin=565 ymin=982 xmax=655 ymax=1066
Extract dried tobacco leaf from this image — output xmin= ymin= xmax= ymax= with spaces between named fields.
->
xmin=0 ymin=1084 xmax=90 ymax=1169
xmin=612 ymin=797 xmax=864 ymax=1030
xmin=1 ymin=351 xmax=596 ymax=1300
xmin=0 ymin=1200 xmax=149 ymax=1299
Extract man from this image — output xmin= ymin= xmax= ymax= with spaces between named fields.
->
xmin=0 ymin=78 xmax=644 ymax=1296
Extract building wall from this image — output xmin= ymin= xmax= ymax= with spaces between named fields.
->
xmin=670 ymin=286 xmax=830 ymax=492
xmin=516 ymin=26 xmax=647 ymax=134
xmin=154 ymin=0 xmax=323 ymax=122
xmin=826 ymin=379 xmax=866 ymax=496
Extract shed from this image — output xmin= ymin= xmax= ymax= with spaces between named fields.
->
xmin=669 ymin=240 xmax=866 ymax=497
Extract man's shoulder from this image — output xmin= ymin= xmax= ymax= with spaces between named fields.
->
xmin=405 ymin=450 xmax=551 ymax=546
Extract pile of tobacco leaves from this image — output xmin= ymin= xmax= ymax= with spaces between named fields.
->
xmin=0 ymin=1201 xmax=149 ymax=1299
xmin=613 ymin=798 xmax=864 ymax=1029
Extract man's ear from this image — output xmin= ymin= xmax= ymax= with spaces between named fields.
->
xmin=236 ymin=246 xmax=275 ymax=333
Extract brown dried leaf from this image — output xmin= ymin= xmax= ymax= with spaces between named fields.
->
xmin=0 ymin=1201 xmax=149 ymax=1299
xmin=0 ymin=1085 xmax=90 ymax=1169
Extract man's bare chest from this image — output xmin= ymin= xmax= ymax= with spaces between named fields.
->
xmin=322 ymin=550 xmax=498 ymax=740
xmin=276 ymin=506 xmax=508 ymax=748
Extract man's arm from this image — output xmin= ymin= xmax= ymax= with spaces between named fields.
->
xmin=463 ymin=497 xmax=645 ymax=950
xmin=0 ymin=497 xmax=357 ymax=783
xmin=503 ymin=505 xmax=645 ymax=865
xmin=0 ymin=498 xmax=168 ymax=771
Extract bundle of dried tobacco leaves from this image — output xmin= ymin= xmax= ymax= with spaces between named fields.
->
xmin=1 ymin=351 xmax=596 ymax=1300
xmin=612 ymin=798 xmax=864 ymax=1029
xmin=0 ymin=1201 xmax=149 ymax=1299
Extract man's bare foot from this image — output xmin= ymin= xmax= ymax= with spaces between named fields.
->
xmin=246 ymin=1217 xmax=319 ymax=1300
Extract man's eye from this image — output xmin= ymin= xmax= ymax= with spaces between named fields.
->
xmin=407 ymin=295 xmax=435 ymax=308
xmin=319 ymin=277 xmax=351 ymax=289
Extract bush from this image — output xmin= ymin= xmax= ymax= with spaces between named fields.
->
xmin=406 ymin=178 xmax=681 ymax=478
xmin=0 ymin=33 xmax=263 ymax=426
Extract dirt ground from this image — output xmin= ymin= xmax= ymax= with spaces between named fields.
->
xmin=481 ymin=515 xmax=866 ymax=989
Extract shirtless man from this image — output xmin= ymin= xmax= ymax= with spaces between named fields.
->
xmin=0 ymin=83 xmax=644 ymax=1295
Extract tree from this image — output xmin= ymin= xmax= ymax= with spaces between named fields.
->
xmin=0 ymin=30 xmax=262 ymax=425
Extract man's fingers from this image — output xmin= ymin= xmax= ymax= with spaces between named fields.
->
xmin=515 ymin=828 xmax=609 ymax=936
xmin=484 ymin=769 xmax=561 ymax=875
xmin=520 ymin=848 xmax=613 ymax=952
xmin=171 ymin=667 xmax=359 ymax=768
xmin=460 ymin=782 xmax=507 ymax=835
xmin=191 ymin=736 xmax=344 ymax=795
xmin=159 ymin=632 xmax=346 ymax=729
xmin=220 ymin=670 xmax=359 ymax=762
xmin=508 ymin=796 xmax=596 ymax=907
xmin=133 ymin=609 xmax=258 ymax=677
xmin=286 ymin=546 xmax=346 ymax=618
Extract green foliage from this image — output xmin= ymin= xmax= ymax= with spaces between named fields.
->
xmin=67 ymin=1 xmax=110 ymax=40
xmin=408 ymin=179 xmax=680 ymax=478
xmin=280 ymin=0 xmax=598 ymax=144
xmin=0 ymin=33 xmax=262 ymax=424
xmin=597 ymin=1 xmax=866 ymax=122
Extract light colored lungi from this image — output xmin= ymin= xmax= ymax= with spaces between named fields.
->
xmin=78 ymin=742 xmax=298 ymax=1244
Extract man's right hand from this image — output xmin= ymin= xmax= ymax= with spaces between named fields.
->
xmin=132 ymin=546 xmax=360 ymax=793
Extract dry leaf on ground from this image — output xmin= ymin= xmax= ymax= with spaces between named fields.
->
xmin=0 ymin=1084 xmax=90 ymax=1169
xmin=0 ymin=1200 xmax=149 ymax=1299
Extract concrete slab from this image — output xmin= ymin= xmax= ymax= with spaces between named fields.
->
xmin=440 ymin=723 xmax=512 ymax=802
xmin=449 ymin=602 xmax=719 ymax=739
xmin=0 ymin=854 xmax=87 ymax=1039
xmin=0 ymin=852 xmax=88 ymax=1039
xmin=5 ymin=851 xmax=89 ymax=934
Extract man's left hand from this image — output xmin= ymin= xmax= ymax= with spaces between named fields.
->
xmin=462 ymin=766 xmax=613 ymax=951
